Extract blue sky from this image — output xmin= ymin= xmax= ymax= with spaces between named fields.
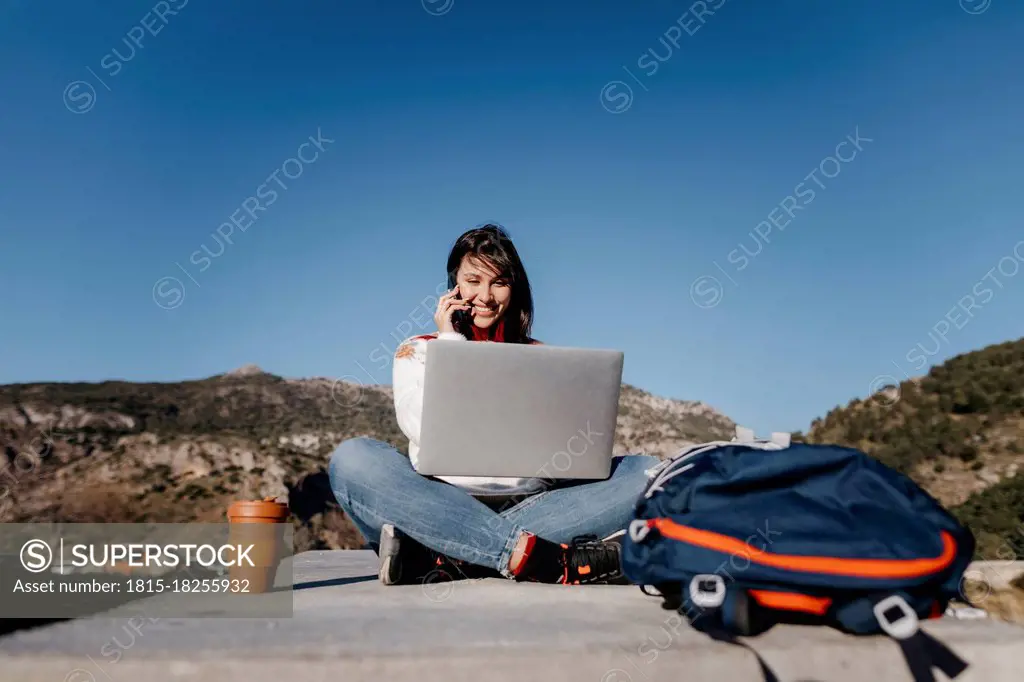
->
xmin=1 ymin=0 xmax=1022 ymax=435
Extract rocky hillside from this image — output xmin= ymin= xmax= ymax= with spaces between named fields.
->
xmin=0 ymin=368 xmax=734 ymax=552
xmin=8 ymin=338 xmax=1020 ymax=560
xmin=800 ymin=337 xmax=1024 ymax=559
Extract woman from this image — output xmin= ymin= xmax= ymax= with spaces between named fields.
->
xmin=328 ymin=224 xmax=659 ymax=585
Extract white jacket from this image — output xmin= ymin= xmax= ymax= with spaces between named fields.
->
xmin=392 ymin=331 xmax=547 ymax=497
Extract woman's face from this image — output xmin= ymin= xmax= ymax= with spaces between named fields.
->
xmin=455 ymin=255 xmax=512 ymax=329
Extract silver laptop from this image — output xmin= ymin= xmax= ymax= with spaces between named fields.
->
xmin=414 ymin=340 xmax=623 ymax=479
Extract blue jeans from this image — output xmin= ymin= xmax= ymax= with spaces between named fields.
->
xmin=327 ymin=437 xmax=658 ymax=577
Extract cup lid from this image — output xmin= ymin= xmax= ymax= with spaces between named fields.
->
xmin=227 ymin=498 xmax=289 ymax=518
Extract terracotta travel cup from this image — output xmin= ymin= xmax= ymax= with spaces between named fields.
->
xmin=226 ymin=497 xmax=290 ymax=593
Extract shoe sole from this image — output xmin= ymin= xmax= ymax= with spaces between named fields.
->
xmin=378 ymin=524 xmax=401 ymax=585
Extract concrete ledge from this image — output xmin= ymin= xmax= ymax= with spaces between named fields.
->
xmin=1 ymin=551 xmax=1022 ymax=682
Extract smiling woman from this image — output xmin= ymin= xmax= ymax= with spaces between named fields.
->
xmin=326 ymin=224 xmax=661 ymax=590
xmin=393 ymin=226 xmax=542 ymax=477
xmin=442 ymin=226 xmax=536 ymax=343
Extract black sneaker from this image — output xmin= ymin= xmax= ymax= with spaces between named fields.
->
xmin=378 ymin=524 xmax=487 ymax=586
xmin=560 ymin=531 xmax=627 ymax=585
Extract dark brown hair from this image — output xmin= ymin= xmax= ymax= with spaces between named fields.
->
xmin=446 ymin=224 xmax=534 ymax=343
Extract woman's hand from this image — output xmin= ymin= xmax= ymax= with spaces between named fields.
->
xmin=435 ymin=286 xmax=471 ymax=335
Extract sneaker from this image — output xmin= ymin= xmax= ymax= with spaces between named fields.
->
xmin=560 ymin=532 xmax=627 ymax=585
xmin=378 ymin=524 xmax=483 ymax=586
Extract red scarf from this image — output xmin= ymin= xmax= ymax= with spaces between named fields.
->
xmin=468 ymin=318 xmax=506 ymax=342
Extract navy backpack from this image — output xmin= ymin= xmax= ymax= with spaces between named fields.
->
xmin=621 ymin=428 xmax=976 ymax=682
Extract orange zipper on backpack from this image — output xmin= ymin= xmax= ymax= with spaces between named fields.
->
xmin=647 ymin=518 xmax=957 ymax=579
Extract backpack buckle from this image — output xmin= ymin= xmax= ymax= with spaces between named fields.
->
xmin=629 ymin=519 xmax=652 ymax=543
xmin=689 ymin=574 xmax=726 ymax=609
xmin=873 ymin=595 xmax=919 ymax=640
xmin=734 ymin=426 xmax=756 ymax=443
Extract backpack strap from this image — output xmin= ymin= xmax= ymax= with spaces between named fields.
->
xmin=644 ymin=429 xmax=788 ymax=499
xmin=683 ymin=575 xmax=780 ymax=682
xmin=873 ymin=595 xmax=969 ymax=682
xmin=680 ymin=582 xmax=968 ymax=682
xmin=703 ymin=625 xmax=780 ymax=682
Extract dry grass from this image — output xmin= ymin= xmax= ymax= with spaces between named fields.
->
xmin=52 ymin=484 xmax=146 ymax=523
xmin=977 ymin=588 xmax=1024 ymax=623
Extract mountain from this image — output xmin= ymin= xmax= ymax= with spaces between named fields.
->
xmin=800 ymin=337 xmax=1024 ymax=559
xmin=7 ymin=337 xmax=1021 ymax=561
xmin=0 ymin=367 xmax=735 ymax=552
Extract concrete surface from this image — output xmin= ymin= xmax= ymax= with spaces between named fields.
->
xmin=1 ymin=551 xmax=1023 ymax=682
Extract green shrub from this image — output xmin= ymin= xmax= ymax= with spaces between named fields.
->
xmin=953 ymin=473 xmax=1024 ymax=559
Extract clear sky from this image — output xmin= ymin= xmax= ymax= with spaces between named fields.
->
xmin=1 ymin=0 xmax=1022 ymax=435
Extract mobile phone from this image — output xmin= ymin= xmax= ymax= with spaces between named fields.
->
xmin=451 ymin=292 xmax=472 ymax=330
xmin=448 ymin=275 xmax=471 ymax=332
xmin=451 ymin=305 xmax=470 ymax=329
